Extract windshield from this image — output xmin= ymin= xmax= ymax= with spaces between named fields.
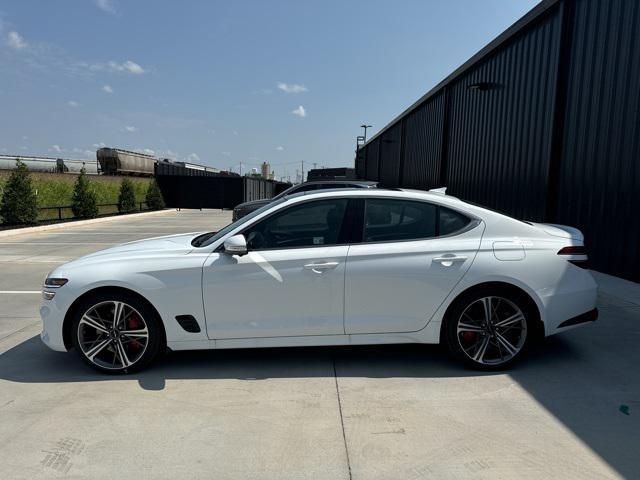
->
xmin=193 ymin=197 xmax=286 ymax=248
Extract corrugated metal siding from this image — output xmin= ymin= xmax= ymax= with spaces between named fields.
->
xmin=445 ymin=8 xmax=561 ymax=221
xmin=378 ymin=122 xmax=402 ymax=186
xmin=556 ymin=0 xmax=640 ymax=281
xmin=355 ymin=0 xmax=640 ymax=282
xmin=401 ymin=94 xmax=445 ymax=189
xmin=355 ymin=147 xmax=366 ymax=178
xmin=365 ymin=138 xmax=380 ymax=180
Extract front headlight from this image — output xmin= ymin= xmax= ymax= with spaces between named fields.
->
xmin=42 ymin=278 xmax=68 ymax=300
xmin=44 ymin=278 xmax=68 ymax=288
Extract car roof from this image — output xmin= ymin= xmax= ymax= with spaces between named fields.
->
xmin=282 ymin=187 xmax=466 ymax=209
xmin=297 ymin=180 xmax=377 ymax=185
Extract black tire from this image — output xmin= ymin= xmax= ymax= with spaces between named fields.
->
xmin=70 ymin=291 xmax=164 ymax=374
xmin=443 ymin=287 xmax=534 ymax=370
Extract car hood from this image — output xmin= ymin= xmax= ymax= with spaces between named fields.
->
xmin=65 ymin=232 xmax=204 ymax=265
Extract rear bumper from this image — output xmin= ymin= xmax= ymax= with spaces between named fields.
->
xmin=557 ymin=308 xmax=598 ymax=329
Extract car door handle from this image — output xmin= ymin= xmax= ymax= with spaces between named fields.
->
xmin=304 ymin=262 xmax=339 ymax=273
xmin=433 ymin=255 xmax=468 ymax=265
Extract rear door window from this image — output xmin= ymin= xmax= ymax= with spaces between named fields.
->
xmin=364 ymin=199 xmax=437 ymax=242
xmin=362 ymin=199 xmax=472 ymax=243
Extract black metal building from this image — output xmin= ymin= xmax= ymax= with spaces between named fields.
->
xmin=307 ymin=167 xmax=357 ymax=181
xmin=355 ymin=0 xmax=640 ymax=282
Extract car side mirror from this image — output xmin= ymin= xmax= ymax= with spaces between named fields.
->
xmin=223 ymin=234 xmax=248 ymax=256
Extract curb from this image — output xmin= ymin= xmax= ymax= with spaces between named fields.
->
xmin=0 ymin=209 xmax=171 ymax=238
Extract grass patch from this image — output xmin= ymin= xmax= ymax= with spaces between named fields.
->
xmin=0 ymin=171 xmax=152 ymax=207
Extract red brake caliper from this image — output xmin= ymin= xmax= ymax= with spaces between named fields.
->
xmin=126 ymin=314 xmax=143 ymax=351
xmin=461 ymin=331 xmax=477 ymax=345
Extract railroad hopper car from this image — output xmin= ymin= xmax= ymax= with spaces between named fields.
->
xmin=97 ymin=148 xmax=156 ymax=176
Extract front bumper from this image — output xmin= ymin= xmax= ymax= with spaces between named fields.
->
xmin=40 ymin=294 xmax=70 ymax=352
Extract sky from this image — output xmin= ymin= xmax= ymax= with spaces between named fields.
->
xmin=0 ymin=0 xmax=539 ymax=181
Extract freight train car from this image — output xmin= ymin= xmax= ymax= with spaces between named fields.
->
xmin=0 ymin=155 xmax=99 ymax=174
xmin=97 ymin=148 xmax=156 ymax=176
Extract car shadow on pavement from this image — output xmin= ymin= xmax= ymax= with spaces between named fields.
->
xmin=0 ymin=335 xmax=498 ymax=389
xmin=1 ymin=307 xmax=638 ymax=478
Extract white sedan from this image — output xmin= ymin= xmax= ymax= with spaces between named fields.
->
xmin=40 ymin=188 xmax=598 ymax=373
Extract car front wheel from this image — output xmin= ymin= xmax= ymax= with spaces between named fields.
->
xmin=444 ymin=289 xmax=532 ymax=370
xmin=71 ymin=291 xmax=163 ymax=374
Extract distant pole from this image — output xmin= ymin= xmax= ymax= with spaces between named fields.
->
xmin=301 ymin=160 xmax=305 ymax=183
xmin=239 ymin=161 xmax=242 ymax=176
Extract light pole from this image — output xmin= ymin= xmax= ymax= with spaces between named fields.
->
xmin=360 ymin=124 xmax=372 ymax=143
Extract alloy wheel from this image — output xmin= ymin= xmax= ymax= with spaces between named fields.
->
xmin=77 ymin=301 xmax=149 ymax=370
xmin=456 ymin=296 xmax=527 ymax=366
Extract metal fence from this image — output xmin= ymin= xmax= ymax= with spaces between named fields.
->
xmin=355 ymin=0 xmax=640 ymax=282
xmin=37 ymin=202 xmax=149 ymax=222
xmin=155 ymin=174 xmax=289 ymax=210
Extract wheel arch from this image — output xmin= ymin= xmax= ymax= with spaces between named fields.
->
xmin=439 ymin=281 xmax=544 ymax=342
xmin=62 ymin=286 xmax=167 ymax=350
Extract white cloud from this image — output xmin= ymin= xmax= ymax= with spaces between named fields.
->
xmin=208 ymin=129 xmax=216 ymax=135
xmin=67 ymin=100 xmax=79 ymax=107
xmin=95 ymin=0 xmax=117 ymax=15
xmin=186 ymin=153 xmax=201 ymax=162
xmin=51 ymin=144 xmax=63 ymax=153
xmin=291 ymin=105 xmax=306 ymax=118
xmin=93 ymin=142 xmax=107 ymax=148
xmin=278 ymin=82 xmax=308 ymax=93
xmin=221 ymin=151 xmax=231 ymax=157
xmin=84 ymin=150 xmax=94 ymax=158
xmin=7 ymin=31 xmax=27 ymax=50
xmin=124 ymin=125 xmax=137 ymax=132
xmin=102 ymin=84 xmax=114 ymax=94
xmin=276 ymin=146 xmax=284 ymax=151
xmin=232 ymin=130 xmax=239 ymax=136
xmin=91 ymin=60 xmax=145 ymax=75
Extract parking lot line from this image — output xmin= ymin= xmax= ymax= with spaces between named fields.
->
xmin=0 ymin=291 xmax=41 ymax=294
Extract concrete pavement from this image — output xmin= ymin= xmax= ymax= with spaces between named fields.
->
xmin=0 ymin=209 xmax=638 ymax=479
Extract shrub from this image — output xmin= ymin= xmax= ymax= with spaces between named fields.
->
xmin=71 ymin=168 xmax=98 ymax=219
xmin=0 ymin=160 xmax=38 ymax=225
xmin=118 ymin=178 xmax=137 ymax=213
xmin=145 ymin=179 xmax=165 ymax=210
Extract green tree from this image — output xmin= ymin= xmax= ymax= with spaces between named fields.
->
xmin=0 ymin=160 xmax=38 ymax=225
xmin=118 ymin=178 xmax=137 ymax=213
xmin=145 ymin=179 xmax=165 ymax=210
xmin=71 ymin=167 xmax=98 ymax=219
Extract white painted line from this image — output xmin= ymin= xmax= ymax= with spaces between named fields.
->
xmin=0 ymin=291 xmax=41 ymax=294
xmin=0 ymin=242 xmax=116 ymax=245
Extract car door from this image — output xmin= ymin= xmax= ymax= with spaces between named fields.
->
xmin=345 ymin=198 xmax=483 ymax=334
xmin=202 ymin=197 xmax=351 ymax=339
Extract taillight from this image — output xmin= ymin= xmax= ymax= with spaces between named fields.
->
xmin=557 ymin=246 xmax=588 ymax=268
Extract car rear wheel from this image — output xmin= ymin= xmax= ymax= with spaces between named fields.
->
xmin=71 ymin=292 xmax=163 ymax=374
xmin=444 ymin=289 xmax=531 ymax=370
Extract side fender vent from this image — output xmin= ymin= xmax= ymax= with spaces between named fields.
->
xmin=175 ymin=315 xmax=201 ymax=333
